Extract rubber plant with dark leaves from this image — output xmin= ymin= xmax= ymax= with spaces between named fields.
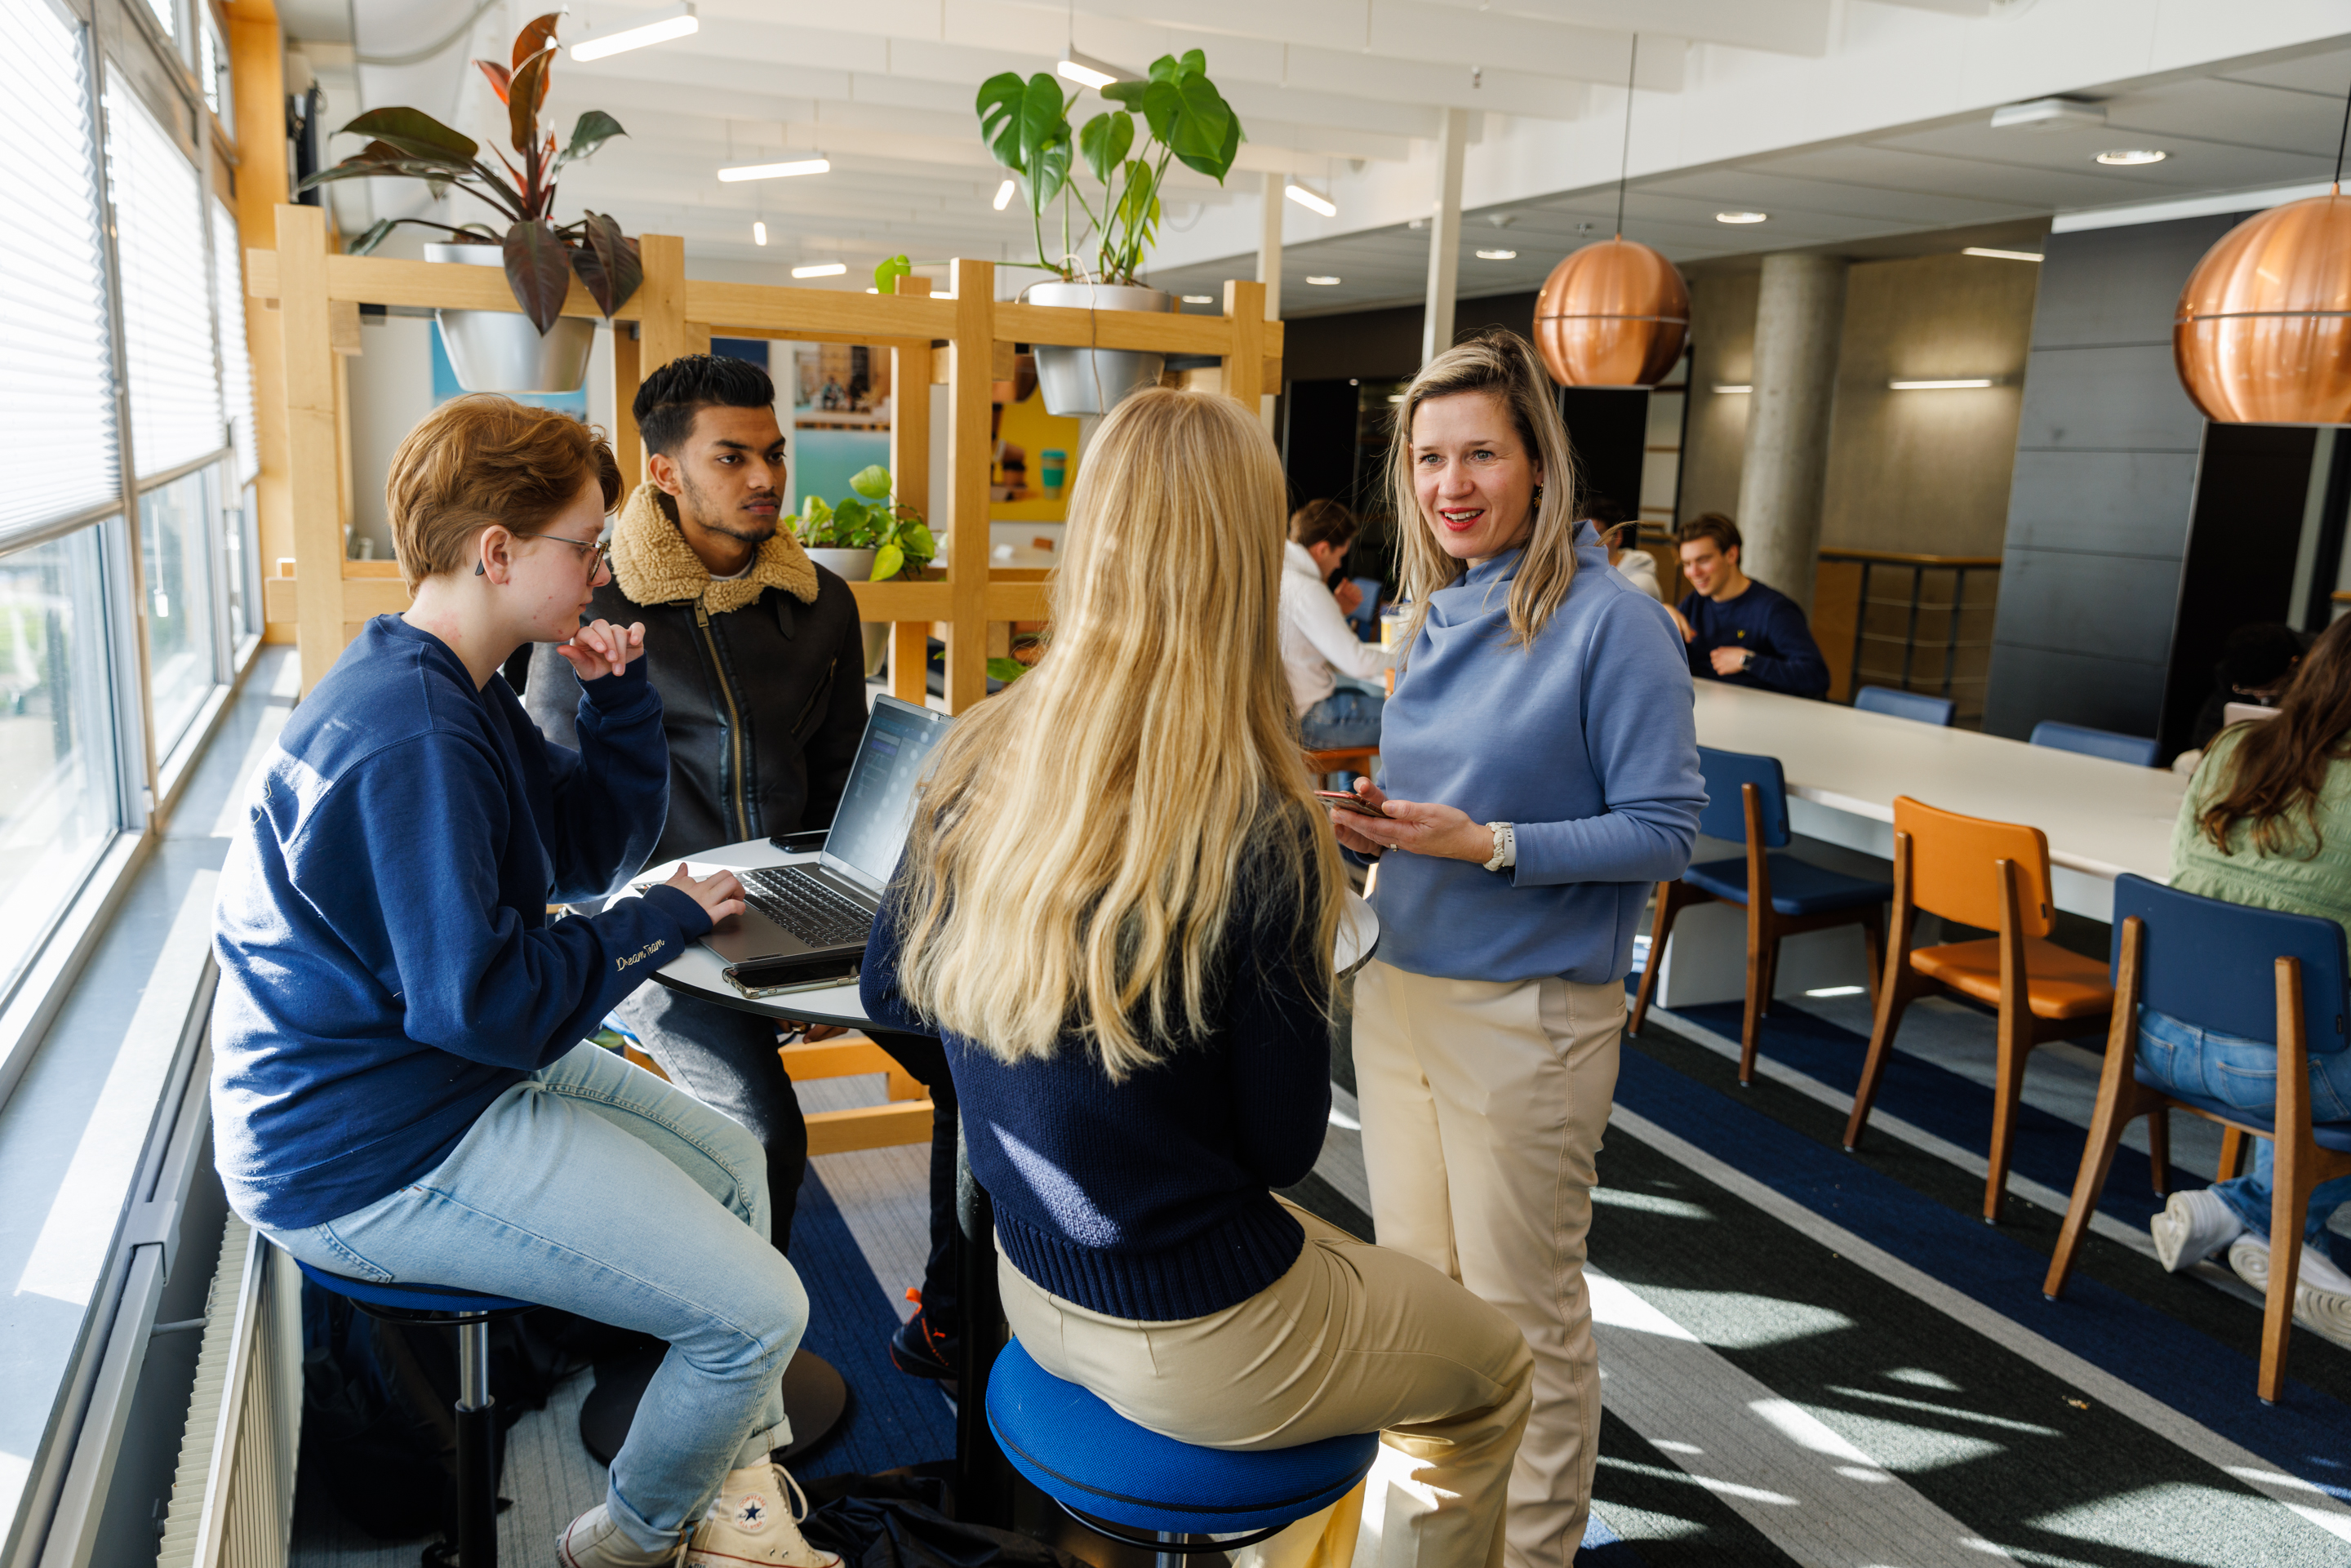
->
xmin=299 ymin=12 xmax=638 ymax=333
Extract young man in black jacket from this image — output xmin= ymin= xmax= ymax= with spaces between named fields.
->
xmin=527 ymin=356 xmax=962 ymax=1381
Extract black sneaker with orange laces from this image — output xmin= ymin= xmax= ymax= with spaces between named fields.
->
xmin=888 ymin=1289 xmax=958 ymax=1383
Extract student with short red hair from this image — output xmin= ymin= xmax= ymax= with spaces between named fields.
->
xmin=210 ymin=395 xmax=842 ymax=1568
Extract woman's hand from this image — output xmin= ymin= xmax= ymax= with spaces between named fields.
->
xmin=664 ymin=864 xmax=746 ymax=924
xmin=556 ymin=619 xmax=647 ymax=681
xmin=1340 ymin=787 xmax=1499 ymax=864
xmin=1327 ymin=778 xmax=1391 ymax=858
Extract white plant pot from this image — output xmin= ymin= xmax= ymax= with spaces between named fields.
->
xmin=806 ymin=547 xmax=889 ymax=676
xmin=425 ymin=242 xmax=596 ymax=393
xmin=1026 ymin=281 xmax=1175 ymax=415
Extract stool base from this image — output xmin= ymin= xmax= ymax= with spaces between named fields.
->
xmin=1048 ymin=1497 xmax=1287 ymax=1561
xmin=578 ymin=1348 xmax=847 ymax=1467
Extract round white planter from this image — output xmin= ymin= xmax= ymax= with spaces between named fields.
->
xmin=805 ymin=547 xmax=888 ymax=676
xmin=424 ymin=242 xmax=596 ymax=393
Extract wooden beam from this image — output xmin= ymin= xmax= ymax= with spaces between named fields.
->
xmin=806 ymin=1101 xmax=935 ymax=1156
xmin=278 ymin=204 xmax=344 ymax=693
xmin=995 ymin=302 xmax=1287 ymax=358
xmin=636 ymin=234 xmax=691 ymax=376
xmin=945 ymin=260 xmax=994 ymax=713
xmin=1223 ymin=280 xmax=1268 ymax=408
xmin=889 ymin=276 xmax=935 ymax=707
xmin=688 ymin=281 xmax=956 ymax=340
xmin=229 ymin=8 xmax=291 ymax=642
xmin=247 ymin=249 xmax=645 ymax=321
xmin=779 ymin=1037 xmax=926 ymax=1102
xmin=929 ymin=340 xmax=1017 ymax=384
xmin=611 ymin=324 xmax=642 ymax=486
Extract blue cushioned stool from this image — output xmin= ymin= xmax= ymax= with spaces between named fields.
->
xmin=294 ymin=1257 xmax=536 ymax=1568
xmin=985 ymin=1336 xmax=1378 ymax=1564
xmin=2028 ymin=720 xmax=2161 ymax=767
xmin=1853 ymin=684 xmax=1955 ymax=726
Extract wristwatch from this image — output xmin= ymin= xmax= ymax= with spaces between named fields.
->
xmin=1482 ymin=820 xmax=1516 ymax=873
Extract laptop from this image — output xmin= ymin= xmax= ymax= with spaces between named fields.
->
xmin=700 ymin=694 xmax=954 ymax=965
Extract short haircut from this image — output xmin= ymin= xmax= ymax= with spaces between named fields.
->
xmin=1677 ymin=512 xmax=1741 ymax=556
xmin=384 ymin=396 xmax=620 ymax=591
xmin=634 ymin=353 xmax=776 ymax=457
xmin=1584 ymin=495 xmax=1629 ymax=528
xmin=1288 ymin=498 xmax=1358 ymax=551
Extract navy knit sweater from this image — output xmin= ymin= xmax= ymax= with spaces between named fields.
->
xmin=1678 ymin=578 xmax=1829 ymax=699
xmin=860 ymin=855 xmax=1330 ymax=1322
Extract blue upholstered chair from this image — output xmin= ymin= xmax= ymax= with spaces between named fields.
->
xmin=2042 ymin=874 xmax=2351 ymax=1402
xmin=986 ymin=1335 xmax=1378 ymax=1560
xmin=1344 ymin=576 xmax=1384 ymax=640
xmin=293 ymin=1258 xmax=536 ymax=1568
xmin=1629 ymin=745 xmax=1892 ymax=1084
xmin=2029 ymin=720 xmax=2161 ymax=768
xmin=1853 ymin=685 xmax=1956 ymax=726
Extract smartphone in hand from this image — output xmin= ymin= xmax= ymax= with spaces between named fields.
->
xmin=1315 ymin=788 xmax=1384 ymax=818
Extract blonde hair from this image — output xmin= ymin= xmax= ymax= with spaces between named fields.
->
xmin=891 ymin=388 xmax=1345 ymax=1078
xmin=1387 ymin=329 xmax=1584 ymax=649
xmin=385 ymin=395 xmax=620 ymax=591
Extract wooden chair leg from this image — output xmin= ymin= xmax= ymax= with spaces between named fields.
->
xmin=2045 ymin=1088 xmax=2147 ymax=1299
xmin=1740 ymin=931 xmax=1777 ymax=1086
xmin=1843 ymin=969 xmax=1918 ymax=1150
xmin=1758 ymin=935 xmax=1783 ymax=1019
xmin=2260 ymin=1130 xmax=2310 ymax=1404
xmin=1629 ymin=882 xmax=1685 ymax=1037
xmin=1859 ymin=907 xmax=1885 ymax=1009
xmin=1982 ymin=1007 xmax=2033 ymax=1224
xmin=2146 ymin=1104 xmax=2171 ymax=1198
xmin=2219 ymin=1126 xmax=2249 ymax=1181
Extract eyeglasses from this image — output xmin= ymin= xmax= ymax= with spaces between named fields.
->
xmin=476 ymin=533 xmax=611 ymax=578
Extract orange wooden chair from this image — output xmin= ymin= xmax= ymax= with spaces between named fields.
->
xmin=1304 ymin=745 xmax=1379 ymax=788
xmin=1842 ymin=795 xmax=2126 ymax=1223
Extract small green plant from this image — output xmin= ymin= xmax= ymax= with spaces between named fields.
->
xmin=789 ymin=465 xmax=936 ymax=582
xmin=976 ymin=51 xmax=1243 ymax=284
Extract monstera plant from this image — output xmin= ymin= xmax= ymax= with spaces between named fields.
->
xmin=976 ymin=51 xmax=1243 ymax=283
xmin=300 ymin=12 xmax=638 ymax=333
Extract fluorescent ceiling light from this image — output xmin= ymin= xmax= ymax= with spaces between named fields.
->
xmin=1715 ymin=211 xmax=1767 ymax=224
xmin=718 ymin=158 xmax=829 ymax=182
xmin=1989 ymin=97 xmax=2104 ymax=131
xmin=1286 ymin=184 xmax=1337 ymax=218
xmin=1713 ymin=384 xmax=1750 ymax=393
xmin=752 ymin=220 xmax=767 ymax=246
xmin=1890 ymin=378 xmax=1998 ymax=389
xmin=1962 ymin=247 xmax=2041 ymax=262
xmin=1056 ymin=48 xmax=1127 ymax=90
xmin=1180 ymin=294 xmax=1213 ymax=304
xmin=1475 ymin=248 xmax=1517 ymax=260
xmin=571 ymin=2 xmax=696 ymax=61
xmin=792 ymin=261 xmax=847 ymax=278
xmin=1304 ymin=274 xmax=1340 ymax=285
xmin=2095 ymin=149 xmax=2167 ymax=166
xmin=993 ymin=178 xmax=1015 ymax=211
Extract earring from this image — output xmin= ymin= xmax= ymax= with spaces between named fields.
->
xmin=1531 ymin=484 xmax=1544 ymax=503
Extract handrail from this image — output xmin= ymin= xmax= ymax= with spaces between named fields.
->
xmin=1820 ymin=548 xmax=2003 ymax=569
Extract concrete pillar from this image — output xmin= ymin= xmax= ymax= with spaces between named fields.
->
xmin=1737 ymin=252 xmax=1848 ymax=615
xmin=1421 ymin=108 xmax=1468 ymax=365
xmin=1257 ymin=172 xmax=1283 ymax=322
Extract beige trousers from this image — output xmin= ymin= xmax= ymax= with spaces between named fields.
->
xmin=1350 ymin=961 xmax=1624 ymax=1568
xmin=998 ymin=1198 xmax=1533 ymax=1568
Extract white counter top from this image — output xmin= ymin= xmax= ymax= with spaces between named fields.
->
xmin=1692 ymin=682 xmax=2187 ymax=888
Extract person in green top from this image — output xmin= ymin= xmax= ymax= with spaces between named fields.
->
xmin=2150 ymin=613 xmax=2351 ymax=1342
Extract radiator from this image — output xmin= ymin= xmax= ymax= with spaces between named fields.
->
xmin=154 ymin=1215 xmax=301 ymax=1568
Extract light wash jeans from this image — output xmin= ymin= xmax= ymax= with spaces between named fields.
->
xmin=2137 ymin=1006 xmax=2351 ymax=1250
xmin=258 ymin=1041 xmax=807 ymax=1552
xmin=1300 ymin=687 xmax=1384 ymax=751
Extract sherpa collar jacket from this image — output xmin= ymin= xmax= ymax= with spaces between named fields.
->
xmin=523 ymin=481 xmax=871 ymax=863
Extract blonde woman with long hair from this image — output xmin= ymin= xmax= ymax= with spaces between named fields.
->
xmin=861 ymin=388 xmax=1533 ymax=1567
xmin=1331 ymin=331 xmax=1704 ymax=1565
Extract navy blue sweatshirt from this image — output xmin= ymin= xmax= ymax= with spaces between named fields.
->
xmin=1678 ymin=579 xmax=1829 ymax=699
xmin=860 ymin=855 xmax=1330 ymax=1322
xmin=210 ymin=616 xmax=709 ymax=1231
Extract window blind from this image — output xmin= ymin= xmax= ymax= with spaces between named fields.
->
xmin=105 ymin=77 xmax=224 ymax=480
xmin=0 ymin=0 xmax=120 ymax=541
xmin=213 ymin=201 xmax=256 ymax=482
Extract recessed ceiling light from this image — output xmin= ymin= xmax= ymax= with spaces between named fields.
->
xmin=792 ymin=261 xmax=847 ymax=278
xmin=993 ymin=179 xmax=1016 ymax=211
xmin=719 ymin=158 xmax=829 ymax=182
xmin=752 ymin=220 xmax=767 ymax=246
xmin=2095 ymin=149 xmax=2167 ymax=166
xmin=571 ymin=2 xmax=696 ymax=61
xmin=1715 ymin=211 xmax=1767 ymax=224
xmin=1889 ymin=377 xmax=1999 ymax=389
xmin=1304 ymin=274 xmax=1341 ymax=285
xmin=1286 ymin=184 xmax=1338 ymax=218
xmin=1962 ymin=247 xmax=2042 ymax=262
xmin=1713 ymin=384 xmax=1751 ymax=393
xmin=1180 ymin=294 xmax=1213 ymax=304
xmin=1475 ymin=247 xmax=1517 ymax=260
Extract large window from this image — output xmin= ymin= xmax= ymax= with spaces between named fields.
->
xmin=0 ymin=527 xmax=121 ymax=996
xmin=105 ymin=76 xmax=224 ymax=480
xmin=139 ymin=468 xmax=216 ymax=753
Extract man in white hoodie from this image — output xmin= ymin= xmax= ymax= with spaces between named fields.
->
xmin=1281 ymin=500 xmax=1397 ymax=750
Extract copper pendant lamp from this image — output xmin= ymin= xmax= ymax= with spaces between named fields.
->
xmin=1533 ymin=36 xmax=1689 ymax=389
xmin=2175 ymin=79 xmax=2351 ymax=423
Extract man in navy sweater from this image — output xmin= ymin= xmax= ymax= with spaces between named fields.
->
xmin=1674 ymin=512 xmax=1830 ymax=699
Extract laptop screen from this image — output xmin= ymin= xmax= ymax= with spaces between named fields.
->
xmin=821 ymin=695 xmax=953 ymax=890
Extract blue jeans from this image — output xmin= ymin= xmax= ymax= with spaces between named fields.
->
xmin=2137 ymin=1006 xmax=2351 ymax=1247
xmin=1300 ymin=687 xmax=1384 ymax=751
xmin=259 ymin=1042 xmax=807 ymax=1552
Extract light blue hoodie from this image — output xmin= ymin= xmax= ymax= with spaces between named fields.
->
xmin=1369 ymin=525 xmax=1704 ymax=984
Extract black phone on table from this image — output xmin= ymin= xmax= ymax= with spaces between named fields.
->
xmin=722 ymin=951 xmax=861 ymax=999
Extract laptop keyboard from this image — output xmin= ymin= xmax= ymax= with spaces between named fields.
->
xmin=740 ymin=866 xmax=873 ymax=948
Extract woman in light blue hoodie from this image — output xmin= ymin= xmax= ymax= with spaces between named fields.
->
xmin=1331 ymin=330 xmax=1704 ymax=1566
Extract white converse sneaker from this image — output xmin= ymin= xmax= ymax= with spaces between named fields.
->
xmin=2228 ymin=1233 xmax=2351 ymax=1344
xmin=557 ymin=1504 xmax=685 ymax=1568
xmin=2149 ymin=1188 xmax=2245 ymax=1273
xmin=687 ymin=1463 xmax=840 ymax=1568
